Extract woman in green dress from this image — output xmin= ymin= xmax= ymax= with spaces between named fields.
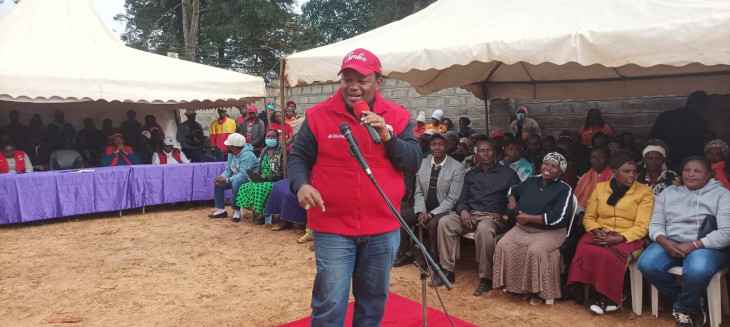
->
xmin=236 ymin=129 xmax=286 ymax=224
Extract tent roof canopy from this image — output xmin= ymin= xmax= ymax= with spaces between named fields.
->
xmin=0 ymin=0 xmax=267 ymax=109
xmin=284 ymin=0 xmax=730 ymax=100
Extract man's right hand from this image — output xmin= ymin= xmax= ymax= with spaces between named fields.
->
xmin=297 ymin=184 xmax=325 ymax=212
xmin=214 ymin=176 xmax=227 ymax=186
xmin=657 ymin=236 xmax=685 ymax=258
xmin=417 ymin=212 xmax=430 ymax=228
xmin=460 ymin=210 xmax=475 ymax=229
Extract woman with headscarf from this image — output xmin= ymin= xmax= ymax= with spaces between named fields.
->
xmin=508 ymin=106 xmax=542 ymax=140
xmin=567 ymin=150 xmax=654 ymax=315
xmin=413 ymin=111 xmax=427 ymax=137
xmin=492 ymin=152 xmax=574 ymax=305
xmin=704 ymin=139 xmax=730 ymax=189
xmin=235 ymin=130 xmax=286 ymax=225
xmin=425 ymin=109 xmax=448 ymax=133
xmin=639 ymin=156 xmax=730 ymax=327
xmin=637 ymin=143 xmax=679 ymax=195
xmin=578 ymin=108 xmax=612 ymax=147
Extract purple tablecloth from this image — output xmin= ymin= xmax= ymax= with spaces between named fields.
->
xmin=0 ymin=162 xmax=227 ymax=225
xmin=264 ymin=178 xmax=307 ymax=224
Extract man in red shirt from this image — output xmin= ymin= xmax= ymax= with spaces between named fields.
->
xmin=288 ymin=49 xmax=420 ymax=326
xmin=237 ymin=105 xmax=265 ymax=157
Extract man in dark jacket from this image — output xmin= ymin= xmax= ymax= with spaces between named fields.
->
xmin=648 ymin=90 xmax=709 ymax=170
xmin=238 ymin=105 xmax=266 ymax=157
xmin=176 ymin=109 xmax=205 ymax=162
xmin=288 ymin=48 xmax=421 ymax=326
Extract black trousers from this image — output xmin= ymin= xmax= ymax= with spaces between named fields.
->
xmin=398 ymin=204 xmax=449 ymax=264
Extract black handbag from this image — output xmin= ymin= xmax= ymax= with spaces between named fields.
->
xmin=698 ymin=214 xmax=718 ymax=239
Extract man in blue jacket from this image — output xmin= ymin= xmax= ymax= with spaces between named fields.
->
xmin=209 ymin=133 xmax=257 ymax=221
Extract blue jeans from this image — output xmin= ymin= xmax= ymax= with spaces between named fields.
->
xmin=638 ymin=241 xmax=729 ymax=312
xmin=213 ymin=179 xmax=245 ymax=210
xmin=311 ymin=229 xmax=400 ymax=327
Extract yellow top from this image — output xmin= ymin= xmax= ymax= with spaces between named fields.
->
xmin=583 ymin=181 xmax=654 ymax=243
xmin=425 ymin=124 xmax=448 ymax=133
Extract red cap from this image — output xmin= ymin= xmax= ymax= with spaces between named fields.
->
xmin=286 ymin=101 xmax=296 ymax=107
xmin=338 ymin=48 xmax=382 ymax=76
xmin=248 ymin=105 xmax=257 ymax=113
xmin=490 ymin=131 xmax=505 ymax=138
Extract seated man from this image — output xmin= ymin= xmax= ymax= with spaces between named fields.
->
xmin=434 ymin=136 xmax=520 ymax=296
xmin=393 ymin=133 xmax=465 ymax=267
xmin=208 ymin=133 xmax=257 ymax=221
xmin=101 ymin=134 xmax=140 ymax=167
xmin=49 ymin=137 xmax=84 ymax=170
xmin=200 ymin=136 xmax=225 ymax=162
xmin=0 ymin=138 xmax=33 ymax=173
xmin=152 ymin=137 xmax=190 ymax=164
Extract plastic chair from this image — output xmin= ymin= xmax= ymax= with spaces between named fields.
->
xmin=584 ymin=262 xmax=643 ymax=314
xmin=651 ymin=266 xmax=729 ymax=327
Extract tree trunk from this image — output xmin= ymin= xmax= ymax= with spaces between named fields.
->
xmin=181 ymin=0 xmax=200 ymax=61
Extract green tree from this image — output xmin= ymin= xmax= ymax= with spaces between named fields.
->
xmin=301 ymin=0 xmax=435 ymax=46
xmin=116 ymin=0 xmax=318 ymax=79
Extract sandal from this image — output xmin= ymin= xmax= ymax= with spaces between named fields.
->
xmin=297 ymin=229 xmax=314 ymax=243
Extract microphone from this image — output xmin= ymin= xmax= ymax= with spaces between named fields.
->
xmin=339 ymin=122 xmax=372 ymax=176
xmin=353 ymin=100 xmax=382 ymax=145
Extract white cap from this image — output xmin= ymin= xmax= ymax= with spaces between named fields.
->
xmin=424 ymin=129 xmax=436 ymax=135
xmin=140 ymin=131 xmax=151 ymax=139
xmin=163 ymin=137 xmax=175 ymax=146
xmin=223 ymin=133 xmax=246 ymax=147
xmin=431 ymin=109 xmax=444 ymax=121
xmin=416 ymin=111 xmax=426 ymax=123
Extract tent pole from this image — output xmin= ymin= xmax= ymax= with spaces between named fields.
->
xmin=481 ymin=80 xmax=490 ymax=135
xmin=280 ymin=58 xmax=288 ymax=178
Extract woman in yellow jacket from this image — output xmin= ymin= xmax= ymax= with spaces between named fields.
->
xmin=567 ymin=150 xmax=654 ymax=315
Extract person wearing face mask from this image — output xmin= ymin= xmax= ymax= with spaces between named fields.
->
xmin=209 ymin=133 xmax=257 ymax=220
xmin=176 ymin=109 xmax=205 ymax=162
xmin=493 ymin=152 xmax=574 ymax=305
xmin=567 ymin=150 xmax=654 ymax=315
xmin=235 ymin=130 xmax=286 ymax=224
xmin=508 ymin=106 xmax=541 ymax=140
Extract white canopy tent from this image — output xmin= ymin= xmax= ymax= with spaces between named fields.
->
xmin=0 ymin=0 xmax=267 ymax=138
xmin=284 ymin=0 xmax=730 ymax=100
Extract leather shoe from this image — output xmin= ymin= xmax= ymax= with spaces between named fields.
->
xmin=473 ymin=278 xmax=492 ymax=296
xmin=392 ymin=252 xmax=414 ymax=267
xmin=431 ymin=270 xmax=455 ymax=288
xmin=208 ymin=211 xmax=228 ymax=219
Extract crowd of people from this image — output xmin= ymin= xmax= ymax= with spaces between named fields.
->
xmin=2 ymin=84 xmax=729 ymax=327
xmin=393 ymin=90 xmax=729 ymax=327
xmin=0 ymin=101 xmax=303 ymax=172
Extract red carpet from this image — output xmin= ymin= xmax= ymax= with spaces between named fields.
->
xmin=279 ymin=292 xmax=477 ymax=327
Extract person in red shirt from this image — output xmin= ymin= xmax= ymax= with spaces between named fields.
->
xmin=267 ymin=111 xmax=294 ymax=150
xmin=288 ymin=49 xmax=421 ymax=326
xmin=237 ymin=105 xmax=266 ymax=156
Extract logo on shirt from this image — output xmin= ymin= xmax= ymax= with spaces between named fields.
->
xmin=328 ymin=134 xmax=345 ymax=139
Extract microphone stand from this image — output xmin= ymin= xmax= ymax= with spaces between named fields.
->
xmin=346 ymin=144 xmax=454 ymax=326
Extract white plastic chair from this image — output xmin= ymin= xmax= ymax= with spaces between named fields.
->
xmin=651 ymin=266 xmax=729 ymax=327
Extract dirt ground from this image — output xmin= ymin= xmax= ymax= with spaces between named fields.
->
xmin=0 ymin=204 xmax=685 ymax=327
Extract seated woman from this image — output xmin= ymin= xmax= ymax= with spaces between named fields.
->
xmin=574 ymin=146 xmax=612 ymax=211
xmin=637 ymin=143 xmax=678 ymax=195
xmin=100 ymin=134 xmax=140 ymax=167
xmin=236 ymin=130 xmax=285 ymax=224
xmin=704 ymin=139 xmax=730 ymax=189
xmin=500 ymin=140 xmax=534 ymax=181
xmin=0 ymin=139 xmax=33 ymax=173
xmin=567 ymin=150 xmax=654 ymax=315
xmin=492 ymin=152 xmax=574 ymax=305
xmin=638 ymin=156 xmax=730 ymax=327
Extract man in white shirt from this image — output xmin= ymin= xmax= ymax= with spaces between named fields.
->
xmin=152 ymin=137 xmax=190 ymax=165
